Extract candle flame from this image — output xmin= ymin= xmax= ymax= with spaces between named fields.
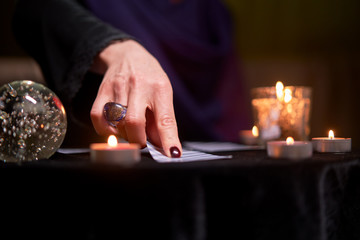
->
xmin=276 ymin=81 xmax=284 ymax=100
xmin=284 ymin=88 xmax=292 ymax=103
xmin=252 ymin=126 xmax=259 ymax=137
xmin=107 ymin=135 xmax=118 ymax=147
xmin=286 ymin=137 xmax=295 ymax=145
xmin=328 ymin=130 xmax=335 ymax=139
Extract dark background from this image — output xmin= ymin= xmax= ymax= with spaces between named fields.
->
xmin=1 ymin=0 xmax=360 ymax=148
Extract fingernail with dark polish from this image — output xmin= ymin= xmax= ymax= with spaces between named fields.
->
xmin=170 ymin=146 xmax=181 ymax=158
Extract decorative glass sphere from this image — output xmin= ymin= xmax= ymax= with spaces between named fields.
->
xmin=0 ymin=80 xmax=67 ymax=162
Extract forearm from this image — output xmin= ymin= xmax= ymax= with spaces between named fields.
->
xmin=12 ymin=0 xmax=134 ymax=102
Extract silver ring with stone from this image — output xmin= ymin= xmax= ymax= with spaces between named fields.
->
xmin=103 ymin=102 xmax=127 ymax=127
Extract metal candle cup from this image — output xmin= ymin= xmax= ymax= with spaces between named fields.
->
xmin=312 ymin=130 xmax=351 ymax=152
xmin=267 ymin=137 xmax=313 ymax=160
xmin=90 ymin=135 xmax=140 ymax=166
xmin=239 ymin=126 xmax=259 ymax=145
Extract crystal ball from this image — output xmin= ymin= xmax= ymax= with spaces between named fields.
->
xmin=0 ymin=80 xmax=67 ymax=162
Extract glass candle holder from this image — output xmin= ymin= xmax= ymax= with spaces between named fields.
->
xmin=251 ymin=85 xmax=312 ymax=145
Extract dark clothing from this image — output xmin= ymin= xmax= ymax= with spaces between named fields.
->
xmin=12 ymin=0 xmax=132 ymax=146
xmin=13 ymin=0 xmax=251 ymax=147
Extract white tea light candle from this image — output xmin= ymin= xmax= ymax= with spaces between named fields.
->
xmin=312 ymin=130 xmax=351 ymax=153
xmin=90 ymin=135 xmax=140 ymax=166
xmin=239 ymin=126 xmax=259 ymax=145
xmin=267 ymin=137 xmax=313 ymax=160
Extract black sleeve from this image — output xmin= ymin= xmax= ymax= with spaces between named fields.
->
xmin=12 ymin=0 xmax=134 ymax=105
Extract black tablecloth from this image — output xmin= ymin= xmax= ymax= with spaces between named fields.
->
xmin=0 ymin=149 xmax=359 ymax=240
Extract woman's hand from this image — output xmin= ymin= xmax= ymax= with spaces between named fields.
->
xmin=90 ymin=40 xmax=182 ymax=157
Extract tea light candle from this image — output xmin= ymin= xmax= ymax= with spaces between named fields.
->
xmin=312 ymin=130 xmax=351 ymax=153
xmin=239 ymin=126 xmax=259 ymax=145
xmin=90 ymin=135 xmax=140 ymax=166
xmin=267 ymin=137 xmax=313 ymax=160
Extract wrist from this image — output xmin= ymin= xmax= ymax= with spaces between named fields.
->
xmin=90 ymin=39 xmax=133 ymax=74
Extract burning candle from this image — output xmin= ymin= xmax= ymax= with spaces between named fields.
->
xmin=267 ymin=137 xmax=313 ymax=160
xmin=239 ymin=126 xmax=259 ymax=145
xmin=312 ymin=130 xmax=351 ymax=152
xmin=90 ymin=135 xmax=140 ymax=166
xmin=251 ymin=81 xmax=312 ymax=145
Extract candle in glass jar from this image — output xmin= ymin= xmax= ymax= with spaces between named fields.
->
xmin=90 ymin=135 xmax=140 ymax=166
xmin=312 ymin=130 xmax=351 ymax=152
xmin=251 ymin=81 xmax=312 ymax=144
xmin=267 ymin=137 xmax=313 ymax=160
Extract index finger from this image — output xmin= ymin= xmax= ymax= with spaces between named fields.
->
xmin=152 ymin=91 xmax=182 ymax=158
